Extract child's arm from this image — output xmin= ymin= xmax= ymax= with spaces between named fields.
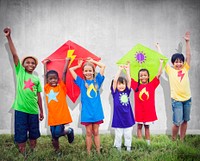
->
xmin=113 ymin=65 xmax=123 ymax=91
xmin=124 ymin=62 xmax=131 ymax=89
xmin=4 ymin=27 xmax=19 ymax=66
xmin=37 ymin=92 xmax=44 ymax=121
xmin=87 ymin=57 xmax=106 ymax=76
xmin=69 ymin=59 xmax=83 ymax=80
xmin=62 ymin=58 xmax=71 ymax=84
xmin=156 ymin=59 xmax=164 ymax=79
xmin=43 ymin=59 xmax=50 ymax=85
xmin=184 ymin=32 xmax=191 ymax=66
xmin=155 ymin=42 xmax=163 ymax=54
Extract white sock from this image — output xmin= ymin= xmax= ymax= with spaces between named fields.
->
xmin=146 ymin=140 xmax=150 ymax=145
xmin=126 ymin=146 xmax=131 ymax=151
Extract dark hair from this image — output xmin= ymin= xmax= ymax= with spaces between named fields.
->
xmin=135 ymin=69 xmax=149 ymax=92
xmin=117 ymin=77 xmax=127 ymax=86
xmin=46 ymin=70 xmax=59 ymax=80
xmin=171 ymin=53 xmax=185 ymax=64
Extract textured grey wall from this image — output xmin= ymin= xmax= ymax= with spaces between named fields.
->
xmin=0 ymin=0 xmax=200 ymax=135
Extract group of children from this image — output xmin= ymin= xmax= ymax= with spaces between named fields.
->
xmin=4 ymin=27 xmax=192 ymax=156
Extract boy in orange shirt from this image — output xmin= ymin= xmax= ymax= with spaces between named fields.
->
xmin=44 ymin=58 xmax=74 ymax=154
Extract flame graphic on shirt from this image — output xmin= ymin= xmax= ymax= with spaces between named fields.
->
xmin=178 ymin=70 xmax=185 ymax=82
xmin=139 ymin=87 xmax=149 ymax=101
xmin=87 ymin=84 xmax=97 ymax=98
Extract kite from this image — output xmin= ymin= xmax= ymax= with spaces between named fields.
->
xmin=42 ymin=40 xmax=101 ymax=103
xmin=116 ymin=44 xmax=168 ymax=81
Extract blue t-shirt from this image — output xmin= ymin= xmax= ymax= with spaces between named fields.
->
xmin=111 ymin=86 xmax=135 ymax=128
xmin=75 ymin=73 xmax=105 ymax=122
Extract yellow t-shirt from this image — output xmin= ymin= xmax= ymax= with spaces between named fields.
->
xmin=165 ymin=63 xmax=191 ymax=101
xmin=44 ymin=81 xmax=72 ymax=126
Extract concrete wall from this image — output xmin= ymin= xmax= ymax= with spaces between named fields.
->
xmin=0 ymin=0 xmax=200 ymax=135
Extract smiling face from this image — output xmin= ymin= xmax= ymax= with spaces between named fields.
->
xmin=83 ymin=63 xmax=95 ymax=80
xmin=22 ymin=58 xmax=37 ymax=73
xmin=139 ymin=70 xmax=149 ymax=84
xmin=173 ymin=59 xmax=184 ymax=70
xmin=47 ymin=73 xmax=59 ymax=87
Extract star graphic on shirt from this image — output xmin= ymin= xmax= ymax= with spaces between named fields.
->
xmin=24 ymin=79 xmax=35 ymax=91
xmin=46 ymin=89 xmax=59 ymax=103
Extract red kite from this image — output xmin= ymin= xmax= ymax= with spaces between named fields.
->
xmin=42 ymin=40 xmax=101 ymax=103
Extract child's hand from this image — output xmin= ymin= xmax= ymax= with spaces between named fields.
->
xmin=3 ymin=27 xmax=11 ymax=37
xmin=86 ymin=57 xmax=94 ymax=63
xmin=154 ymin=42 xmax=160 ymax=49
xmin=39 ymin=113 xmax=44 ymax=121
xmin=184 ymin=32 xmax=190 ymax=42
xmin=43 ymin=59 xmax=51 ymax=64
xmin=160 ymin=59 xmax=164 ymax=64
xmin=78 ymin=59 xmax=83 ymax=67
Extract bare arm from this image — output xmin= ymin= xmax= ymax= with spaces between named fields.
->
xmin=184 ymin=32 xmax=191 ymax=66
xmin=43 ymin=59 xmax=50 ymax=85
xmin=69 ymin=59 xmax=83 ymax=80
xmin=124 ymin=62 xmax=131 ymax=89
xmin=37 ymin=92 xmax=44 ymax=121
xmin=156 ymin=59 xmax=164 ymax=79
xmin=113 ymin=66 xmax=123 ymax=91
xmin=4 ymin=27 xmax=19 ymax=66
xmin=87 ymin=58 xmax=106 ymax=76
xmin=62 ymin=58 xmax=71 ymax=84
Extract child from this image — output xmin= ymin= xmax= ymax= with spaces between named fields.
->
xmin=131 ymin=59 xmax=163 ymax=145
xmin=69 ymin=57 xmax=106 ymax=155
xmin=44 ymin=58 xmax=74 ymax=153
xmin=4 ymin=27 xmax=44 ymax=155
xmin=111 ymin=63 xmax=135 ymax=151
xmin=156 ymin=32 xmax=192 ymax=141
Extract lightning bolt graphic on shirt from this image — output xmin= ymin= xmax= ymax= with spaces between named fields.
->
xmin=178 ymin=70 xmax=185 ymax=82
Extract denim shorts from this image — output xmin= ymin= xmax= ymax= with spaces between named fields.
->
xmin=50 ymin=124 xmax=65 ymax=139
xmin=172 ymin=98 xmax=192 ymax=126
xmin=14 ymin=110 xmax=40 ymax=143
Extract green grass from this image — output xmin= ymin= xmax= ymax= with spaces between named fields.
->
xmin=0 ymin=134 xmax=200 ymax=161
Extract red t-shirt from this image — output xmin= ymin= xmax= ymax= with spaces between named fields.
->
xmin=131 ymin=77 xmax=159 ymax=122
xmin=44 ymin=81 xmax=72 ymax=126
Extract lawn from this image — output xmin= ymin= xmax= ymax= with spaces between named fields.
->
xmin=0 ymin=134 xmax=199 ymax=161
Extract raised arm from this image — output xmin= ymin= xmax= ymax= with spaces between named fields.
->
xmin=155 ymin=42 xmax=163 ymax=54
xmin=62 ymin=58 xmax=71 ymax=84
xmin=156 ymin=59 xmax=164 ymax=79
xmin=87 ymin=57 xmax=106 ymax=76
xmin=4 ymin=27 xmax=19 ymax=66
xmin=124 ymin=62 xmax=131 ymax=89
xmin=69 ymin=59 xmax=83 ymax=80
xmin=113 ymin=65 xmax=123 ymax=91
xmin=184 ymin=32 xmax=191 ymax=66
xmin=43 ymin=59 xmax=51 ymax=84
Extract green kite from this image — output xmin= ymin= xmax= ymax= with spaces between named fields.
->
xmin=117 ymin=44 xmax=168 ymax=81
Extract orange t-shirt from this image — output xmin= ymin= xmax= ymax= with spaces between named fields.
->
xmin=44 ymin=81 xmax=72 ymax=126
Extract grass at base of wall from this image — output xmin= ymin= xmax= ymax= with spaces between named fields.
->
xmin=0 ymin=134 xmax=199 ymax=161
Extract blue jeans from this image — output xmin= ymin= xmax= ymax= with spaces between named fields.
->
xmin=50 ymin=125 xmax=65 ymax=139
xmin=172 ymin=98 xmax=192 ymax=126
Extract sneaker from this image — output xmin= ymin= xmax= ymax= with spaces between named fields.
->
xmin=66 ymin=128 xmax=74 ymax=143
xmin=126 ymin=147 xmax=131 ymax=152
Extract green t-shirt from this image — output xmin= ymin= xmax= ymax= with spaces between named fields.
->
xmin=12 ymin=62 xmax=42 ymax=114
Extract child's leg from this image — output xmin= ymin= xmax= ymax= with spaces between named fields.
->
xmin=124 ymin=127 xmax=133 ymax=151
xmin=144 ymin=125 xmax=150 ymax=145
xmin=92 ymin=124 xmax=101 ymax=154
xmin=29 ymin=139 xmax=36 ymax=150
xmin=14 ymin=110 xmax=28 ymax=155
xmin=180 ymin=98 xmax=191 ymax=141
xmin=52 ymin=138 xmax=59 ymax=151
xmin=180 ymin=121 xmax=187 ymax=141
xmin=114 ymin=128 xmax=123 ymax=150
xmin=28 ymin=113 xmax=40 ymax=150
xmin=50 ymin=126 xmax=63 ymax=151
xmin=85 ymin=124 xmax=93 ymax=155
xmin=172 ymin=124 xmax=179 ymax=141
xmin=137 ymin=124 xmax=143 ymax=139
